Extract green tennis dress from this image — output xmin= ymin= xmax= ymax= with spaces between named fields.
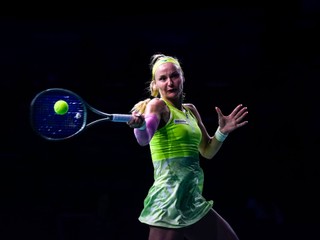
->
xmin=138 ymin=100 xmax=213 ymax=228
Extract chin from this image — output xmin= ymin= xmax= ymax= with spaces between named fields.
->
xmin=167 ymin=92 xmax=178 ymax=97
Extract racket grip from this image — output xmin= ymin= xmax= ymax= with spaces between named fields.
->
xmin=112 ymin=114 xmax=132 ymax=122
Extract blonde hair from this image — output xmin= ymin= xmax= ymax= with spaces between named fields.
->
xmin=131 ymin=53 xmax=183 ymax=114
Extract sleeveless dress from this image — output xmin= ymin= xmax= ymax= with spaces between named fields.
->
xmin=138 ymin=99 xmax=213 ymax=228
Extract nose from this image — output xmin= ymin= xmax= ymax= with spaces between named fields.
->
xmin=168 ymin=78 xmax=174 ymax=85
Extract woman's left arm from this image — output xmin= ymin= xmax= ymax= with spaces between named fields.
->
xmin=187 ymin=103 xmax=248 ymax=159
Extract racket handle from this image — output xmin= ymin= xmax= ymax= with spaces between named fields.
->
xmin=112 ymin=114 xmax=133 ymax=122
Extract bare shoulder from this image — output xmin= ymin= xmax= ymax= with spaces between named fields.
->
xmin=148 ymin=98 xmax=165 ymax=108
xmin=183 ymin=103 xmax=202 ymax=120
xmin=183 ymin=103 xmax=198 ymax=112
xmin=146 ymin=98 xmax=167 ymax=113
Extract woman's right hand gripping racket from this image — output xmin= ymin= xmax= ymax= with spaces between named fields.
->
xmin=30 ymin=88 xmax=133 ymax=141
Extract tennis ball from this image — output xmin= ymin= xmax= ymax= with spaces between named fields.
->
xmin=54 ymin=100 xmax=69 ymax=115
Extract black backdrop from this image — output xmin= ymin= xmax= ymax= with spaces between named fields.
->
xmin=1 ymin=2 xmax=319 ymax=240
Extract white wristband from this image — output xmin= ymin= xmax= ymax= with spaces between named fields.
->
xmin=214 ymin=127 xmax=228 ymax=142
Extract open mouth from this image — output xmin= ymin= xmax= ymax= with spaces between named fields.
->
xmin=167 ymin=88 xmax=177 ymax=93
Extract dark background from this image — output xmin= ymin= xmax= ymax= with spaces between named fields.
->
xmin=1 ymin=1 xmax=319 ymax=239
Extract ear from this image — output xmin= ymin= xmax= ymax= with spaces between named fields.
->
xmin=151 ymin=81 xmax=159 ymax=97
xmin=151 ymin=81 xmax=157 ymax=90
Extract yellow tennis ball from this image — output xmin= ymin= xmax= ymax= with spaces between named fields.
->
xmin=54 ymin=100 xmax=69 ymax=115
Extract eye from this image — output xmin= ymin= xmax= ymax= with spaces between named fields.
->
xmin=170 ymin=72 xmax=180 ymax=79
xmin=158 ymin=76 xmax=166 ymax=81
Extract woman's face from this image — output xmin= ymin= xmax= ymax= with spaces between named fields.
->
xmin=154 ymin=63 xmax=184 ymax=102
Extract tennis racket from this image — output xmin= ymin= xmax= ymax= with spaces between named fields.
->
xmin=30 ymin=88 xmax=133 ymax=141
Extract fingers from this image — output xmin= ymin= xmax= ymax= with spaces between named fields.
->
xmin=234 ymin=105 xmax=248 ymax=127
xmin=231 ymin=104 xmax=243 ymax=114
xmin=236 ymin=120 xmax=249 ymax=128
xmin=216 ymin=104 xmax=248 ymax=118
xmin=215 ymin=106 xmax=223 ymax=117
xmin=127 ymin=112 xmax=145 ymax=128
xmin=234 ymin=105 xmax=248 ymax=118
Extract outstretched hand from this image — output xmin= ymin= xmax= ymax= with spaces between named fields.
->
xmin=215 ymin=104 xmax=248 ymax=134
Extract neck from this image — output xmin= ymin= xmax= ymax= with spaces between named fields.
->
xmin=161 ymin=97 xmax=183 ymax=110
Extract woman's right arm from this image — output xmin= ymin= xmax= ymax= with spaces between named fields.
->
xmin=131 ymin=98 xmax=163 ymax=146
